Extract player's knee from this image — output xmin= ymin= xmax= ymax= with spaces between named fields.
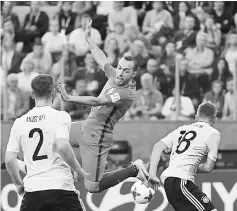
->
xmin=84 ymin=180 xmax=100 ymax=193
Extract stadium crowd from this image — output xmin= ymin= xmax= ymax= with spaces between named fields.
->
xmin=1 ymin=1 xmax=237 ymax=121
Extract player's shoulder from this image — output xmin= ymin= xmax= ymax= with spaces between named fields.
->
xmin=202 ymin=123 xmax=220 ymax=136
xmin=56 ymin=110 xmax=71 ymax=123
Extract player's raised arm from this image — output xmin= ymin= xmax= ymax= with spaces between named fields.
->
xmin=85 ymin=20 xmax=116 ymax=79
xmin=198 ymin=132 xmax=221 ymax=173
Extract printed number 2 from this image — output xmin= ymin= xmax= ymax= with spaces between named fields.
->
xmin=175 ymin=130 xmax=197 ymax=154
xmin=29 ymin=128 xmax=48 ymax=161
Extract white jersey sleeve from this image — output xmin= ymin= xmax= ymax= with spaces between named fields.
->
xmin=6 ymin=119 xmax=21 ymax=153
xmin=55 ymin=112 xmax=71 ymax=141
xmin=161 ymin=128 xmax=179 ymax=152
xmin=206 ymin=132 xmax=221 ymax=161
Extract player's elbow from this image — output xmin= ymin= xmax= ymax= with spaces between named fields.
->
xmin=153 ymin=142 xmax=163 ymax=154
xmin=54 ymin=139 xmax=70 ymax=156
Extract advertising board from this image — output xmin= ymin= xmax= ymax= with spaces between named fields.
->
xmin=1 ymin=170 xmax=236 ymax=211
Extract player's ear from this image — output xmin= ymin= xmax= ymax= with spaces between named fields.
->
xmin=132 ymin=71 xmax=137 ymax=78
xmin=30 ymin=91 xmax=35 ymax=100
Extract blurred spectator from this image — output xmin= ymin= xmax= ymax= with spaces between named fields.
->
xmin=69 ymin=79 xmax=91 ymax=120
xmin=160 ymin=42 xmax=176 ymax=72
xmin=21 ymin=38 xmax=53 ymax=74
xmin=108 ymin=1 xmax=137 ymax=32
xmin=56 ymin=1 xmax=76 ymax=35
xmin=142 ymin=2 xmax=173 ymax=42
xmin=72 ymin=1 xmax=95 ymax=17
xmin=52 ymin=46 xmax=78 ymax=83
xmin=17 ymin=60 xmax=39 ymax=92
xmin=185 ymin=32 xmax=214 ymax=93
xmin=161 ymin=88 xmax=195 ymax=120
xmin=173 ymin=15 xmax=197 ymax=53
xmin=1 ymin=37 xmax=22 ymax=75
xmin=73 ymin=53 xmax=107 ymax=95
xmin=146 ymin=58 xmax=169 ymax=98
xmin=211 ymin=58 xmax=232 ymax=90
xmin=69 ymin=13 xmax=102 ymax=57
xmin=203 ymin=80 xmax=225 ymax=118
xmin=1 ymin=1 xmax=20 ymax=32
xmin=127 ymin=40 xmax=150 ymax=69
xmin=127 ymin=73 xmax=163 ymax=120
xmin=125 ymin=25 xmax=153 ymax=54
xmin=192 ymin=6 xmax=209 ymax=28
xmin=211 ymin=1 xmax=233 ymax=34
xmin=202 ymin=15 xmax=221 ymax=52
xmin=173 ymin=2 xmax=200 ymax=31
xmin=23 ymin=1 xmax=49 ymax=40
xmin=222 ymin=34 xmax=237 ymax=76
xmin=179 ymin=59 xmax=201 ymax=107
xmin=104 ymin=22 xmax=129 ymax=55
xmin=1 ymin=74 xmax=28 ymax=120
xmin=222 ymin=78 xmax=237 ymax=120
xmin=229 ymin=13 xmax=237 ymax=34
xmin=104 ymin=38 xmax=120 ymax=67
xmin=41 ymin=19 xmax=67 ymax=54
xmin=1 ymin=18 xmax=24 ymax=52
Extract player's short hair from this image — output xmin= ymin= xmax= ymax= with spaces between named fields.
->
xmin=123 ymin=56 xmax=139 ymax=72
xmin=197 ymin=102 xmax=217 ymax=119
xmin=31 ymin=74 xmax=54 ymax=98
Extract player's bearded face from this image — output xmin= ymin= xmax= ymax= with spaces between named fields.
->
xmin=115 ymin=59 xmax=135 ymax=86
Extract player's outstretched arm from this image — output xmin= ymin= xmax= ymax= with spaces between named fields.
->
xmin=85 ymin=20 xmax=116 ymax=79
xmin=58 ymin=84 xmax=112 ymax=106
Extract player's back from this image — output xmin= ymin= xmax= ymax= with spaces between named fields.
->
xmin=14 ymin=106 xmax=75 ymax=192
xmin=161 ymin=122 xmax=220 ymax=183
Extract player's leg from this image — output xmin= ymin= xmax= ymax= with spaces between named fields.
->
xmin=46 ymin=190 xmax=85 ymax=211
xmin=20 ymin=191 xmax=46 ymax=211
xmin=80 ymin=134 xmax=148 ymax=193
xmin=182 ymin=179 xmax=216 ymax=211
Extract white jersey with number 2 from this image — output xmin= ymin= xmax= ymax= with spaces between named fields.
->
xmin=6 ymin=106 xmax=75 ymax=192
xmin=161 ymin=122 xmax=221 ymax=184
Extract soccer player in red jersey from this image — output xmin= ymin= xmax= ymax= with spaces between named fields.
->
xmin=58 ymin=20 xmax=149 ymax=193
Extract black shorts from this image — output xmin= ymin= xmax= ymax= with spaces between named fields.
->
xmin=20 ymin=189 xmax=86 ymax=211
xmin=164 ymin=177 xmax=215 ymax=211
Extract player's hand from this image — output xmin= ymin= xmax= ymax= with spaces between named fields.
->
xmin=85 ymin=20 xmax=92 ymax=40
xmin=148 ymin=175 xmax=161 ymax=191
xmin=16 ymin=184 xmax=25 ymax=196
xmin=74 ymin=168 xmax=90 ymax=182
xmin=57 ymin=84 xmax=71 ymax=102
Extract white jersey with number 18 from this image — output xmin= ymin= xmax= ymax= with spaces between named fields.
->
xmin=6 ymin=106 xmax=75 ymax=192
xmin=161 ymin=122 xmax=221 ymax=184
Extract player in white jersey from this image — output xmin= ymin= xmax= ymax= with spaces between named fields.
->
xmin=147 ymin=102 xmax=220 ymax=211
xmin=5 ymin=75 xmax=87 ymax=211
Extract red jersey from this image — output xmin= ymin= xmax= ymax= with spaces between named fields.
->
xmin=84 ymin=75 xmax=136 ymax=133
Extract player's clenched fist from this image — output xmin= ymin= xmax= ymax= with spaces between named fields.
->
xmin=57 ymin=84 xmax=71 ymax=102
xmin=16 ymin=184 xmax=25 ymax=196
xmin=73 ymin=168 xmax=90 ymax=182
xmin=85 ymin=20 xmax=92 ymax=40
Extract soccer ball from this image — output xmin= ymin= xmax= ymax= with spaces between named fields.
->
xmin=130 ymin=181 xmax=155 ymax=204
